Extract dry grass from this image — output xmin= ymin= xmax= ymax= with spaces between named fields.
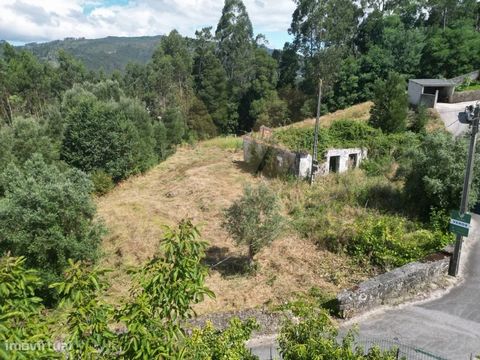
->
xmin=284 ymin=102 xmax=373 ymax=129
xmin=425 ymin=108 xmax=447 ymax=132
xmin=96 ymin=140 xmax=367 ymax=314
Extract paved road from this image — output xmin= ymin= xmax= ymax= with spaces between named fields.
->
xmin=249 ymin=215 xmax=480 ymax=359
xmin=436 ymin=102 xmax=476 ymax=137
xmin=342 ymin=214 xmax=480 ymax=359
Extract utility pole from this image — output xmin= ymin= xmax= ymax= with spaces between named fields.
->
xmin=449 ymin=104 xmax=480 ymax=276
xmin=310 ymin=79 xmax=323 ymax=185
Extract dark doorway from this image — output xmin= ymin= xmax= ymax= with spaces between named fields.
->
xmin=329 ymin=156 xmax=340 ymax=173
xmin=348 ymin=154 xmax=358 ymax=169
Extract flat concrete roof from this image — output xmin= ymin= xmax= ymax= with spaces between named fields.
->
xmin=410 ymin=79 xmax=456 ymax=87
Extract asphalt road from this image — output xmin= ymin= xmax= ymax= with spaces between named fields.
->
xmin=436 ymin=101 xmax=476 ymax=137
xmin=249 ymin=215 xmax=480 ymax=359
xmin=341 ymin=214 xmax=480 ymax=359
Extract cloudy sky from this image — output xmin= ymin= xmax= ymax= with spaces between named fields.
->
xmin=0 ymin=0 xmax=296 ymax=49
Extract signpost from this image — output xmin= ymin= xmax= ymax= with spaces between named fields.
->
xmin=449 ymin=104 xmax=480 ymax=276
xmin=449 ymin=211 xmax=471 ymax=237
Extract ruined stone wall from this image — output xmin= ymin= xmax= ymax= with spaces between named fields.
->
xmin=243 ymin=137 xmax=366 ymax=179
xmin=337 ymin=257 xmax=450 ymax=319
xmin=243 ymin=136 xmax=307 ymax=178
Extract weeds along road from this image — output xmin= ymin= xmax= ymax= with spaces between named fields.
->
xmin=340 ymin=214 xmax=480 ymax=359
xmin=249 ymin=215 xmax=480 ymax=359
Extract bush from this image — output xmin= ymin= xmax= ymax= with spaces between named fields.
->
xmin=409 ymin=105 xmax=428 ymax=133
xmin=278 ymin=308 xmax=398 ymax=359
xmin=185 ymin=318 xmax=259 ymax=360
xmin=0 ymin=256 xmax=57 ymax=359
xmin=91 ymin=169 xmax=115 ymax=196
xmin=223 ymin=184 xmax=283 ymax=267
xmin=347 ymin=215 xmax=446 ymax=271
xmin=61 ymin=85 xmax=158 ymax=182
xmin=0 ymin=154 xmax=104 ymax=296
xmin=0 ymin=116 xmax=59 ymax=175
xmin=403 ymin=131 xmax=480 ymax=218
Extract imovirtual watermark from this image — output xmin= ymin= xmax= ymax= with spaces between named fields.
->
xmin=3 ymin=341 xmax=71 ymax=352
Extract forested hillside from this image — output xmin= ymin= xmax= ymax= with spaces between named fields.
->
xmin=18 ymin=35 xmax=163 ymax=73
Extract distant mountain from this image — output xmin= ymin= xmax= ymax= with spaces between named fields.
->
xmin=18 ymin=35 xmax=164 ymax=73
xmin=9 ymin=35 xmax=276 ymax=74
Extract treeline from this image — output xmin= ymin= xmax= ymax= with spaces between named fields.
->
xmin=283 ymin=0 xmax=480 ymax=115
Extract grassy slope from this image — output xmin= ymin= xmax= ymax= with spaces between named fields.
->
xmin=97 ymin=137 xmax=368 ymax=314
xmin=284 ymin=102 xmax=373 ymax=129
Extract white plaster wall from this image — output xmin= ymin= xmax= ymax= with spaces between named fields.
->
xmin=321 ymin=148 xmax=366 ymax=175
xmin=408 ymin=81 xmax=424 ymax=106
xmin=298 ymin=153 xmax=312 ymax=178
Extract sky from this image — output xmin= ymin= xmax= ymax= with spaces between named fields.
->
xmin=0 ymin=0 xmax=295 ymax=49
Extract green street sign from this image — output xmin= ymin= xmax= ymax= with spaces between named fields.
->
xmin=450 ymin=211 xmax=472 ymax=237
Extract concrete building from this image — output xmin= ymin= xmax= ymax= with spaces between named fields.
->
xmin=243 ymin=136 xmax=367 ymax=179
xmin=317 ymin=148 xmax=367 ymax=176
xmin=408 ymin=79 xmax=456 ymax=108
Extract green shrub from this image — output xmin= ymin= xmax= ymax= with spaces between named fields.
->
xmin=0 ymin=256 xmax=57 ymax=359
xmin=0 ymin=116 xmax=60 ymax=175
xmin=61 ymin=86 xmax=158 ymax=182
xmin=185 ymin=318 xmax=259 ymax=359
xmin=274 ymin=126 xmax=330 ymax=153
xmin=223 ymin=184 xmax=283 ymax=267
xmin=278 ymin=308 xmax=398 ymax=359
xmin=347 ymin=215 xmax=445 ymax=271
xmin=91 ymin=170 xmax=115 ymax=196
xmin=0 ymin=154 xmax=104 ymax=300
xmin=403 ymin=131 xmax=480 ymax=218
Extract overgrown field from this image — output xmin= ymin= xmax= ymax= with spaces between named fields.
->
xmin=97 ymin=137 xmax=371 ymax=314
xmin=97 ymin=104 xmax=455 ymax=315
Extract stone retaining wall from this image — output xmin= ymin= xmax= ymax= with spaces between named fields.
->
xmin=451 ymin=89 xmax=480 ymax=103
xmin=337 ymin=255 xmax=450 ymax=319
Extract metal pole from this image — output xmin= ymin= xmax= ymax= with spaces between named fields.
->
xmin=449 ymin=105 xmax=480 ymax=276
xmin=310 ymin=79 xmax=322 ymax=185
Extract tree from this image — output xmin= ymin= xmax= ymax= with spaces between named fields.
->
xmin=187 ymin=97 xmax=217 ymax=140
xmin=0 ymin=43 xmax=55 ymax=119
xmin=161 ymin=106 xmax=187 ymax=146
xmin=149 ymin=30 xmax=193 ymax=117
xmin=53 ymin=50 xmax=87 ymax=94
xmin=0 ymin=155 xmax=104 ymax=295
xmin=277 ymin=42 xmax=300 ymax=89
xmin=290 ymin=0 xmax=362 ymax=100
xmin=61 ymin=84 xmax=157 ymax=181
xmin=193 ymin=27 xmax=231 ymax=133
xmin=291 ymin=0 xmax=362 ymax=58
xmin=216 ymin=0 xmax=255 ymax=102
xmin=420 ymin=21 xmax=480 ymax=78
xmin=1 ymin=221 xmax=258 ymax=359
xmin=369 ymin=72 xmax=408 ymax=133
xmin=223 ymin=184 xmax=283 ymax=267
xmin=403 ymin=131 xmax=480 ymax=218
xmin=239 ymin=48 xmax=287 ymax=131
xmin=0 ymin=116 xmax=60 ymax=176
